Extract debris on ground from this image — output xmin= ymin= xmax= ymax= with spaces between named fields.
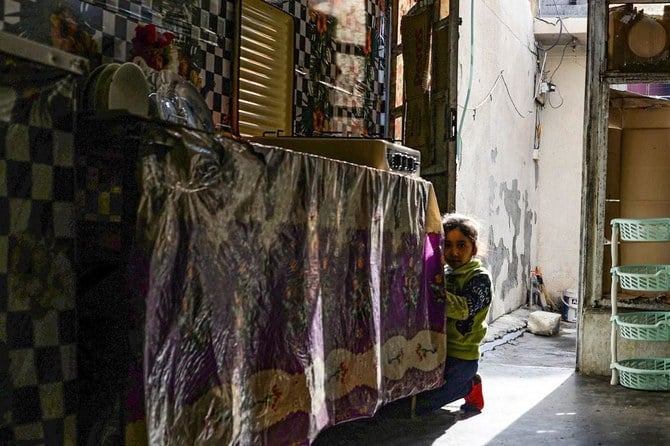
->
xmin=527 ymin=310 xmax=561 ymax=336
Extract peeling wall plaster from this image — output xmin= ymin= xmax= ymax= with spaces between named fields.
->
xmin=485 ymin=177 xmax=534 ymax=316
xmin=487 ymin=230 xmax=508 ymax=298
xmin=499 ymin=180 xmax=524 ymax=298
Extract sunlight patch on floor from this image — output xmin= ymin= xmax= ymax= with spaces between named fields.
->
xmin=432 ymin=364 xmax=574 ymax=446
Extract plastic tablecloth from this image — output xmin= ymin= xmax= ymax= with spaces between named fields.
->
xmin=133 ymin=125 xmax=447 ymax=445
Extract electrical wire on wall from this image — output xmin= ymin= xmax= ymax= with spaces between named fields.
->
xmin=546 ymin=39 xmax=575 ymax=109
xmin=534 ymin=104 xmax=542 ymax=151
xmin=535 ymin=16 xmax=565 ymax=51
xmin=459 ymin=70 xmax=530 ymax=119
xmin=457 ymin=1 xmax=541 ymax=167
xmin=532 ymin=15 xmax=580 ymax=154
xmin=534 ymin=16 xmax=578 ymax=109
xmin=456 ymin=0 xmax=475 ymax=165
xmin=548 ymin=84 xmax=565 ymax=108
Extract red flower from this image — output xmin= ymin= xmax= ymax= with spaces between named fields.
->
xmin=270 ymin=384 xmax=283 ymax=410
xmin=313 ymin=110 xmax=325 ymax=132
xmin=133 ymin=24 xmax=158 ymax=46
xmin=132 ymin=24 xmax=176 ymax=71
xmin=316 ymin=13 xmax=328 ymax=34
xmin=364 ymin=28 xmax=372 ymax=56
xmin=158 ymin=31 xmax=176 ymax=47
xmin=133 ymin=24 xmax=175 ymax=48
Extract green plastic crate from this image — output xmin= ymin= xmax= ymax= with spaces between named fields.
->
xmin=611 ymin=312 xmax=670 ymax=341
xmin=611 ymin=265 xmax=670 ymax=291
xmin=611 ymin=218 xmax=670 ymax=242
xmin=612 ymin=358 xmax=670 ymax=391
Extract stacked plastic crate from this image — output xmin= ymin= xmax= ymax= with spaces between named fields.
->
xmin=610 ymin=218 xmax=670 ymax=390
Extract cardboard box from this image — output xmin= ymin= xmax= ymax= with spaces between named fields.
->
xmin=605 ymin=91 xmax=670 ymax=287
xmin=401 ymin=7 xmax=432 ymax=101
xmin=401 ymin=6 xmax=432 ymax=150
xmin=404 ymin=93 xmax=430 ymax=148
xmin=620 ymin=129 xmax=670 ymax=201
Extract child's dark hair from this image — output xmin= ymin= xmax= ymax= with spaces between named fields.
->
xmin=442 ymin=213 xmax=480 ymax=249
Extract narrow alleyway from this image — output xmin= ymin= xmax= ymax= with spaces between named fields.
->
xmin=314 ymin=314 xmax=670 ymax=445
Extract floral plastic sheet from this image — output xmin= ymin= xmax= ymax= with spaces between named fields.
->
xmin=136 ymin=125 xmax=446 ymax=445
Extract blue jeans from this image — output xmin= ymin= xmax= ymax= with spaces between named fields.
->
xmin=414 ymin=356 xmax=479 ymax=415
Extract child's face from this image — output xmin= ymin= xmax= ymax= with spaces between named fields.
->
xmin=444 ymin=228 xmax=477 ymax=269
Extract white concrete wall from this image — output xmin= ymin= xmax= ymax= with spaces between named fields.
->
xmin=534 ymin=43 xmax=586 ymax=305
xmin=455 ymin=1 xmax=539 ymax=321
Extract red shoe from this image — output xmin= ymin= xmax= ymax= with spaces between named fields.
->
xmin=461 ymin=374 xmax=484 ymax=413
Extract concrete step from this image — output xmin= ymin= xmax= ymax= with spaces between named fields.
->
xmin=481 ymin=307 xmax=530 ymax=353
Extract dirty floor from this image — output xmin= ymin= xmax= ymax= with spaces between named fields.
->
xmin=313 ymin=318 xmax=670 ymax=446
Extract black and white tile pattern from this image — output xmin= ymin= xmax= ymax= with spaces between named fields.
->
xmin=0 ymin=62 xmax=78 ymax=445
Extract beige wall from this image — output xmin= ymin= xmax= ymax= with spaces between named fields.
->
xmin=534 ymin=44 xmax=586 ymax=304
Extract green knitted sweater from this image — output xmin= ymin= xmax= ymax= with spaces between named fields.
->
xmin=445 ymin=259 xmax=493 ymax=361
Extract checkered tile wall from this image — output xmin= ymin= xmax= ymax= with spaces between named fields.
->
xmin=285 ymin=0 xmax=386 ymax=136
xmin=1 ymin=63 xmax=78 ymax=445
xmin=1 ymin=0 xmax=386 ymax=135
xmin=0 ymin=0 xmax=234 ymax=128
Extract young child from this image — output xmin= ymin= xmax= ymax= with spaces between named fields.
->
xmin=415 ymin=213 xmax=493 ymax=415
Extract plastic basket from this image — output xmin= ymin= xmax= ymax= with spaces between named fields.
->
xmin=612 ymin=358 xmax=670 ymax=391
xmin=611 ymin=265 xmax=670 ymax=291
xmin=611 ymin=312 xmax=670 ymax=341
xmin=611 ymin=218 xmax=670 ymax=242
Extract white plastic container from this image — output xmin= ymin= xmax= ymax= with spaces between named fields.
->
xmin=562 ymin=289 xmax=578 ymax=322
